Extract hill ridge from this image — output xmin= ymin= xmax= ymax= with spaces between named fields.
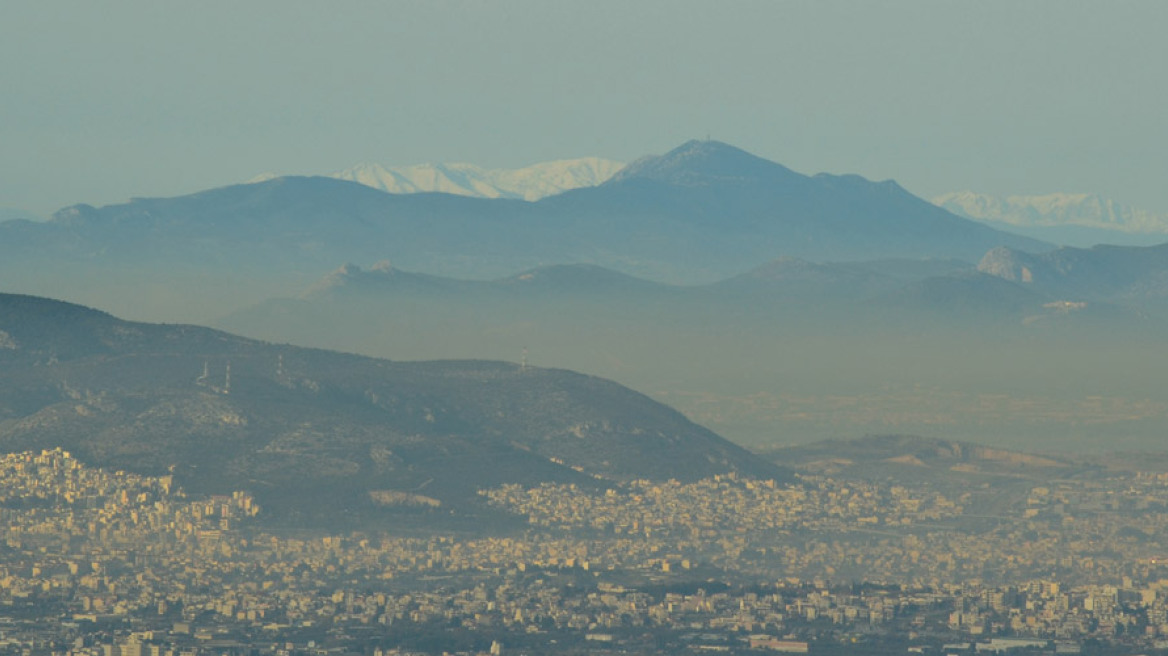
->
xmin=0 ymin=292 xmax=784 ymax=528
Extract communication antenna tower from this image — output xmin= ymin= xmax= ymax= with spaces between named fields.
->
xmin=277 ymin=353 xmax=284 ymax=378
xmin=521 ymin=347 xmax=528 ymax=372
xmin=224 ymin=361 xmax=231 ymax=395
xmin=197 ymin=361 xmax=209 ymax=386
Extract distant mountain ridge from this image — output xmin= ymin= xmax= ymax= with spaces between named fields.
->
xmin=218 ymin=254 xmax=1161 ymax=412
xmin=252 ymin=157 xmax=626 ymax=201
xmin=978 ymin=242 xmax=1168 ymax=308
xmin=935 ymin=190 xmax=1168 ymax=233
xmin=0 ymin=139 xmax=1050 ymax=323
xmin=762 ymin=434 xmax=1077 ymax=484
xmin=934 ymin=190 xmax=1168 ymax=247
xmin=768 ymin=434 xmax=1073 ymax=470
xmin=228 ymin=254 xmax=1153 ymax=343
xmin=302 ymin=261 xmax=679 ymax=301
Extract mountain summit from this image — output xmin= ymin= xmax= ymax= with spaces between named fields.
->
xmin=609 ymin=140 xmax=803 ymax=188
xmin=548 ymin=140 xmax=1049 ymax=272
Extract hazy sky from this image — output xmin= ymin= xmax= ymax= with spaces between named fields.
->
xmin=3 ymin=1 xmax=1166 ymax=216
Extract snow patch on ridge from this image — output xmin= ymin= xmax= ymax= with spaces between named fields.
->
xmin=331 ymin=157 xmax=625 ymax=201
xmin=935 ymin=191 xmax=1168 ymax=234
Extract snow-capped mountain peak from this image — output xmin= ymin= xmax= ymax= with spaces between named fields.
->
xmin=330 ymin=157 xmax=625 ymax=201
xmin=934 ymin=190 xmax=1168 ymax=234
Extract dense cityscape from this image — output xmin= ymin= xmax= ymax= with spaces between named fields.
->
xmin=5 ymin=5 xmax=1168 ymax=656
xmin=4 ymin=448 xmax=1168 ymax=655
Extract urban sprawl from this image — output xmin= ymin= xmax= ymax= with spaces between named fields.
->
xmin=3 ymin=450 xmax=1168 ymax=656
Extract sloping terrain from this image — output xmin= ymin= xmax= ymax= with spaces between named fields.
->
xmin=0 ymin=293 xmax=783 ymax=528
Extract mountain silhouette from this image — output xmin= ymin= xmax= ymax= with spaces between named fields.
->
xmin=0 ymin=140 xmax=1048 ymax=323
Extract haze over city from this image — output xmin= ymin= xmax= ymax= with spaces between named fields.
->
xmin=6 ymin=4 xmax=1168 ymax=656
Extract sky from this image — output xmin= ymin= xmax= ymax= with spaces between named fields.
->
xmin=2 ymin=1 xmax=1166 ymax=217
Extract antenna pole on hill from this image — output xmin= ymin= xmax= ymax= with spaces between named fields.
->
xmin=521 ymin=347 xmax=528 ymax=373
xmin=224 ymin=361 xmax=231 ymax=395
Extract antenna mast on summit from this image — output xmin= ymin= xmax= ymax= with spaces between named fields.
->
xmin=224 ymin=361 xmax=231 ymax=395
xmin=521 ymin=347 xmax=528 ymax=372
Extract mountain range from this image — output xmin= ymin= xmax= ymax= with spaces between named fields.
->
xmin=935 ymin=190 xmax=1168 ymax=247
xmin=978 ymin=242 xmax=1168 ymax=311
xmin=271 ymin=155 xmax=1168 ymax=251
xmin=5 ymin=137 xmax=1168 ymax=467
xmin=215 ymin=249 xmax=1168 ymax=449
xmin=0 ymin=140 xmax=1048 ymax=324
xmin=225 ymin=248 xmax=1168 ymax=353
xmin=0 ymin=292 xmax=782 ymax=528
xmin=765 ymin=434 xmax=1074 ymax=479
xmin=326 ymin=157 xmax=625 ymax=201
